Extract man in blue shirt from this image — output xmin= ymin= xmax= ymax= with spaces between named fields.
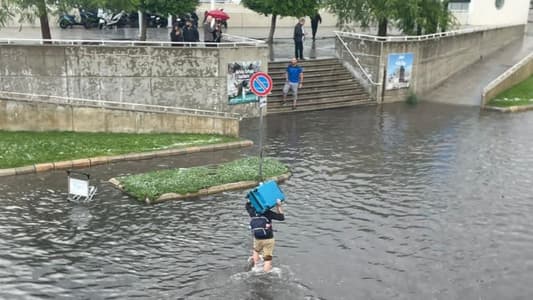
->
xmin=282 ymin=57 xmax=304 ymax=110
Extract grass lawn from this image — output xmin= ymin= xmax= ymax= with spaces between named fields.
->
xmin=117 ymin=157 xmax=289 ymax=201
xmin=488 ymin=75 xmax=533 ymax=107
xmin=0 ymin=131 xmax=239 ymax=169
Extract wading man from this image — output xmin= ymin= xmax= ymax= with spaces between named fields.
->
xmin=246 ymin=199 xmax=285 ymax=272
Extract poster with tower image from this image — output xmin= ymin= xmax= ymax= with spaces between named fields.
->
xmin=386 ymin=53 xmax=414 ymax=90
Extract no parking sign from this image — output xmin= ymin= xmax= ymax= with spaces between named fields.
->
xmin=249 ymin=72 xmax=273 ymax=97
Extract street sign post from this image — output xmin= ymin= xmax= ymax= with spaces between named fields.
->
xmin=249 ymin=72 xmax=273 ymax=181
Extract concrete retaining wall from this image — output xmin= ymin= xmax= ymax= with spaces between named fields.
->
xmin=0 ymin=98 xmax=240 ymax=136
xmin=0 ymin=44 xmax=269 ymax=118
xmin=380 ymin=25 xmax=525 ymax=103
xmin=482 ymin=52 xmax=533 ymax=106
xmin=338 ymin=25 xmax=526 ymax=103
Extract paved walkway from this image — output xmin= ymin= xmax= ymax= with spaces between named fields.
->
xmin=0 ymin=26 xmax=338 ymax=60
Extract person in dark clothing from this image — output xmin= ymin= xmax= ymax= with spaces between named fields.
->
xmin=203 ymin=15 xmax=215 ymax=47
xmin=293 ymin=18 xmax=306 ymax=60
xmin=182 ymin=19 xmax=199 ymax=43
xmin=170 ymin=25 xmax=184 ymax=46
xmin=246 ymin=199 xmax=285 ymax=272
xmin=310 ymin=13 xmax=321 ymax=40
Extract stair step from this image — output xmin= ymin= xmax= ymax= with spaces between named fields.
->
xmin=269 ymin=75 xmax=354 ymax=85
xmin=267 ymin=93 xmax=371 ymax=106
xmin=268 ymin=67 xmax=352 ymax=77
xmin=269 ymin=58 xmax=338 ymax=67
xmin=264 ymin=58 xmax=373 ymax=114
xmin=267 ymin=99 xmax=376 ymax=114
xmin=270 ymin=79 xmax=361 ymax=91
xmin=269 ymin=66 xmax=351 ymax=74
xmin=270 ymin=70 xmax=352 ymax=80
xmin=269 ymin=85 xmax=366 ymax=97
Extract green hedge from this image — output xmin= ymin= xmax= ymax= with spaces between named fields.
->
xmin=117 ymin=157 xmax=289 ymax=201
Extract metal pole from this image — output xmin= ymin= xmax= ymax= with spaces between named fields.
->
xmin=258 ymin=97 xmax=264 ymax=181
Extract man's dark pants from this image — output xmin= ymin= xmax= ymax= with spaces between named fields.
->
xmin=311 ymin=23 xmax=318 ymax=39
xmin=294 ymin=41 xmax=304 ymax=59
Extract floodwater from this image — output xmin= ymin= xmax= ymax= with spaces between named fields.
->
xmin=1 ymin=102 xmax=533 ymax=299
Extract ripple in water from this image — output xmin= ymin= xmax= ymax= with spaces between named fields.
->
xmin=1 ymin=104 xmax=533 ymax=299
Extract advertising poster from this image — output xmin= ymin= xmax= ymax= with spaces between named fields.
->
xmin=385 ymin=53 xmax=414 ymax=90
xmin=227 ymin=61 xmax=261 ymax=105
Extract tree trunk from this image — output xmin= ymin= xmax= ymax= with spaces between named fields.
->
xmin=37 ymin=0 xmax=51 ymax=41
xmin=139 ymin=11 xmax=147 ymax=41
xmin=377 ymin=18 xmax=388 ymax=36
xmin=267 ymin=14 xmax=277 ymax=44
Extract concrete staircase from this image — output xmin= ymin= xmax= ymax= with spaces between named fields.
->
xmin=266 ymin=58 xmax=374 ymax=114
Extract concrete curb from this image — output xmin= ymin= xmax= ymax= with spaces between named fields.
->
xmin=109 ymin=172 xmax=292 ymax=204
xmin=484 ymin=104 xmax=533 ymax=112
xmin=0 ymin=140 xmax=253 ymax=177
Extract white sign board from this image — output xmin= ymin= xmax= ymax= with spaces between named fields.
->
xmin=259 ymin=97 xmax=267 ymax=108
xmin=69 ymin=178 xmax=89 ymax=198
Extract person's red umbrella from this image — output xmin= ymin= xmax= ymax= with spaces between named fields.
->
xmin=207 ymin=9 xmax=230 ymax=21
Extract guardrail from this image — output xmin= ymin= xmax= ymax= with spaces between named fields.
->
xmin=334 ymin=32 xmax=380 ymax=87
xmin=0 ymin=33 xmax=266 ymax=48
xmin=0 ymin=91 xmax=242 ymax=120
xmin=334 ymin=23 xmax=523 ymax=42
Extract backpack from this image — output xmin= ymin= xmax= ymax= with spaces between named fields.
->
xmin=250 ymin=215 xmax=272 ymax=239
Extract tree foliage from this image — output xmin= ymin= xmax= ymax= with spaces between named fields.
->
xmin=326 ymin=0 xmax=454 ymax=36
xmin=0 ymin=0 xmax=199 ymax=40
xmin=242 ymin=0 xmax=320 ymax=43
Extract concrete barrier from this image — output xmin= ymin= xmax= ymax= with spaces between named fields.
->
xmin=336 ymin=24 xmax=526 ymax=103
xmin=0 ymin=98 xmax=240 ymax=136
xmin=482 ymin=52 xmax=533 ymax=106
xmin=0 ymin=43 xmax=269 ymax=118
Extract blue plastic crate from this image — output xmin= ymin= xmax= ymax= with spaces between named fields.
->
xmin=246 ymin=180 xmax=285 ymax=214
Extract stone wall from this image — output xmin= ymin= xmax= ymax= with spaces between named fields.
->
xmin=337 ymin=25 xmax=526 ymax=103
xmin=0 ymin=44 xmax=269 ymax=118
xmin=380 ymin=25 xmax=525 ymax=103
xmin=0 ymin=99 xmax=239 ymax=136
xmin=482 ymin=52 xmax=533 ymax=106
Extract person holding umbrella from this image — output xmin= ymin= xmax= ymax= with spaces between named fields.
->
xmin=203 ymin=15 xmax=215 ymax=46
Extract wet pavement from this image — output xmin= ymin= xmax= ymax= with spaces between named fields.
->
xmin=2 ymin=14 xmax=533 ymax=300
xmin=423 ymin=23 xmax=533 ymax=106
xmin=0 ymin=26 xmax=337 ymax=60
xmin=2 ymin=103 xmax=533 ymax=299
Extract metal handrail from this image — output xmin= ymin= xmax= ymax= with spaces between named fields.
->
xmin=0 ymin=34 xmax=266 ymax=48
xmin=0 ymin=91 xmax=241 ymax=119
xmin=335 ymin=32 xmax=380 ymax=86
xmin=334 ymin=23 xmax=523 ymax=42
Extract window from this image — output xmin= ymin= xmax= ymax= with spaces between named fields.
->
xmin=448 ymin=2 xmax=469 ymax=12
xmin=495 ymin=0 xmax=505 ymax=9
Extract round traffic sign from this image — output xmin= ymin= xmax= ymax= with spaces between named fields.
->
xmin=249 ymin=72 xmax=273 ymax=97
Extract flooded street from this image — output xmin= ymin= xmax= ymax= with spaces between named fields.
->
xmin=1 ymin=102 xmax=533 ymax=299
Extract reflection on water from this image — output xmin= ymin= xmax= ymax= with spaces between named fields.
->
xmin=1 ymin=103 xmax=533 ymax=299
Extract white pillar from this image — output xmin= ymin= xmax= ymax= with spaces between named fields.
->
xmin=168 ymin=14 xmax=172 ymax=28
xmin=211 ymin=0 xmax=215 ymax=10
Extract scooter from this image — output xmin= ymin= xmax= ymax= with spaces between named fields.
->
xmin=59 ymin=14 xmax=79 ymax=29
xmin=58 ymin=9 xmax=99 ymax=29
xmin=99 ymin=10 xmax=127 ymax=29
xmin=147 ymin=14 xmax=166 ymax=28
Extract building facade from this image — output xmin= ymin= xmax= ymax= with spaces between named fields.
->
xmin=449 ymin=0 xmax=530 ymax=26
